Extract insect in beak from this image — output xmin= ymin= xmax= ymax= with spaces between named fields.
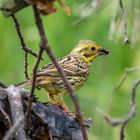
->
xmin=98 ymin=48 xmax=110 ymax=55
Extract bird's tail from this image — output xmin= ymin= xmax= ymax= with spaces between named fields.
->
xmin=15 ymin=79 xmax=33 ymax=88
xmin=16 ymin=76 xmax=48 ymax=89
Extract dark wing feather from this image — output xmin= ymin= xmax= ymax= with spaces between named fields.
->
xmin=37 ymin=55 xmax=89 ymax=78
xmin=37 ymin=55 xmax=79 ymax=77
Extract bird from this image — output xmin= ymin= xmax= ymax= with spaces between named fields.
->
xmin=18 ymin=40 xmax=109 ymax=112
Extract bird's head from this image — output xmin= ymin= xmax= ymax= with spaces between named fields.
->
xmin=71 ymin=40 xmax=110 ymax=63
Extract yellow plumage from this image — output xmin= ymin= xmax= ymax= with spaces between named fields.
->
xmin=18 ymin=40 xmax=109 ymax=111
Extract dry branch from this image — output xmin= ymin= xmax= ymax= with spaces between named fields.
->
xmin=106 ymin=67 xmax=140 ymax=111
xmin=96 ymin=67 xmax=140 ymax=140
xmin=118 ymin=0 xmax=130 ymax=45
xmin=12 ymin=14 xmax=39 ymax=80
xmin=0 ymin=86 xmax=92 ymax=140
xmin=11 ymin=14 xmax=38 ymax=57
xmin=24 ymin=52 xmax=29 ymax=79
xmin=2 ymin=116 xmax=24 ymax=140
xmin=26 ymin=46 xmax=44 ymax=129
xmin=102 ymin=77 xmax=140 ymax=140
xmin=6 ymin=86 xmax=27 ymax=140
xmin=32 ymin=6 xmax=88 ymax=140
xmin=1 ymin=1 xmax=89 ymax=139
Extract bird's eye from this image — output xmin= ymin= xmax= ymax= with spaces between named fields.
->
xmin=91 ymin=46 xmax=95 ymax=51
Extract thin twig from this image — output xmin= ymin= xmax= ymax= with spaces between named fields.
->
xmin=12 ymin=14 xmax=29 ymax=80
xmin=24 ymin=52 xmax=29 ymax=79
xmin=33 ymin=6 xmax=88 ymax=140
xmin=12 ymin=14 xmax=39 ymax=80
xmin=12 ymin=14 xmax=38 ymax=58
xmin=25 ymin=47 xmax=43 ymax=129
xmin=120 ymin=78 xmax=140 ymax=140
xmin=102 ymin=78 xmax=140 ymax=140
xmin=118 ymin=0 xmax=130 ymax=45
xmin=120 ymin=122 xmax=127 ymax=140
xmin=2 ymin=116 xmax=24 ymax=140
xmin=106 ymin=67 xmax=140 ymax=112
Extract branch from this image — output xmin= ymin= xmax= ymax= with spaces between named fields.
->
xmin=12 ymin=14 xmax=39 ymax=79
xmin=106 ymin=67 xmax=140 ymax=111
xmin=12 ymin=14 xmax=38 ymax=58
xmin=6 ymin=86 xmax=27 ymax=140
xmin=25 ymin=47 xmax=43 ymax=129
xmin=120 ymin=122 xmax=127 ymax=140
xmin=0 ymin=87 xmax=92 ymax=139
xmin=24 ymin=52 xmax=29 ymax=79
xmin=32 ymin=6 xmax=88 ymax=140
xmin=2 ymin=116 xmax=24 ymax=140
xmin=32 ymin=103 xmax=92 ymax=140
xmin=101 ymin=78 xmax=140 ymax=140
xmin=118 ymin=0 xmax=130 ymax=45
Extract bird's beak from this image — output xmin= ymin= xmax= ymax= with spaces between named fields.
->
xmin=98 ymin=48 xmax=110 ymax=55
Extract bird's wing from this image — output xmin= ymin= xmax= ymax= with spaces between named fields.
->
xmin=35 ymin=55 xmax=89 ymax=86
xmin=37 ymin=55 xmax=78 ymax=77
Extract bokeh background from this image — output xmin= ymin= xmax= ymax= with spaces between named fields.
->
xmin=0 ymin=0 xmax=140 ymax=139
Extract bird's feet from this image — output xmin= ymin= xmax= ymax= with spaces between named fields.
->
xmin=53 ymin=102 xmax=75 ymax=116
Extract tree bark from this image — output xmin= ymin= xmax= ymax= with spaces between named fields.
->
xmin=0 ymin=86 xmax=92 ymax=140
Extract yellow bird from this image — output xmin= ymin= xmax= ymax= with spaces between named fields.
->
xmin=18 ymin=40 xmax=109 ymax=112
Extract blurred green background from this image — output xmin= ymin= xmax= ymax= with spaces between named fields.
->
xmin=0 ymin=0 xmax=140 ymax=139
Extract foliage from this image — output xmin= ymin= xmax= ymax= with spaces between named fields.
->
xmin=0 ymin=0 xmax=140 ymax=139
